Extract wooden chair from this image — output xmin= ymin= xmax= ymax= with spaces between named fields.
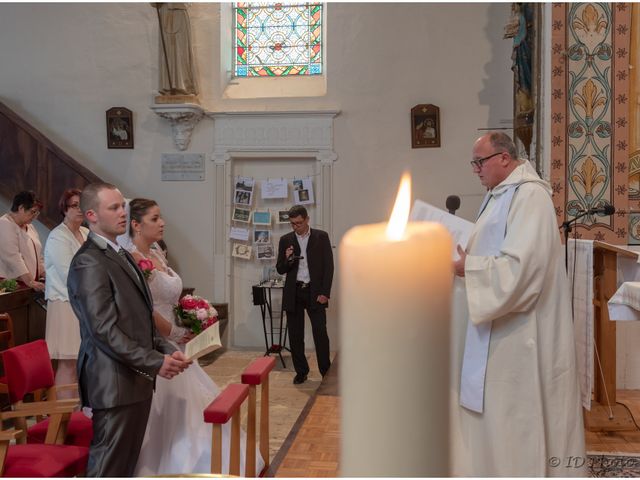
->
xmin=0 ymin=313 xmax=15 ymax=396
xmin=204 ymin=383 xmax=250 ymax=476
xmin=2 ymin=340 xmax=92 ymax=447
xmin=0 ymin=402 xmax=89 ymax=477
xmin=241 ymin=356 xmax=276 ymax=476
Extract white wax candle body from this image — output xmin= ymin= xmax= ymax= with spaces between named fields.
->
xmin=340 ymin=222 xmax=452 ymax=477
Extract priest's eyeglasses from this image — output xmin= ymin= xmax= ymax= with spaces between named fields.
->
xmin=470 ymin=151 xmax=504 ymax=170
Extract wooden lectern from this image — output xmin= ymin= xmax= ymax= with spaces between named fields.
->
xmin=585 ymin=241 xmax=637 ymax=431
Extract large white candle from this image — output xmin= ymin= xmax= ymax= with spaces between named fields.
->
xmin=339 ymin=173 xmax=452 ymax=476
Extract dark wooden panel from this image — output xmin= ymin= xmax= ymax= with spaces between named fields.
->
xmin=0 ymin=101 xmax=102 ymax=229
xmin=0 ymin=289 xmax=35 ymax=346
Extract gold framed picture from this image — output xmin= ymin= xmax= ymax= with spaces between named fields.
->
xmin=411 ymin=104 xmax=440 ymax=148
xmin=106 ymin=107 xmax=134 ymax=149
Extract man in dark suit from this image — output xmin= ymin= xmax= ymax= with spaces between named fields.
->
xmin=68 ymin=183 xmax=190 ymax=477
xmin=276 ymin=205 xmax=333 ymax=384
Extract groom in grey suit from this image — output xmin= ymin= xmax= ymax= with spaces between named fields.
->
xmin=68 ymin=183 xmax=190 ymax=477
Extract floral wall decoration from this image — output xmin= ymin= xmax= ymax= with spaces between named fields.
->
xmin=627 ymin=5 xmax=640 ymax=244
xmin=551 ymin=3 xmax=631 ymax=244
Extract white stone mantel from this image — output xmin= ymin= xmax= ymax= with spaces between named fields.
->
xmin=150 ymin=103 xmax=205 ymax=151
xmin=207 ymin=110 xmax=340 ymax=163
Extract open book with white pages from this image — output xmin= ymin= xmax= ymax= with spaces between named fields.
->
xmin=410 ymin=199 xmax=474 ymax=259
xmin=185 ymin=322 xmax=222 ymax=361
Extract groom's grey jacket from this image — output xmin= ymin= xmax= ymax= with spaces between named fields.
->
xmin=68 ymin=232 xmax=175 ymax=409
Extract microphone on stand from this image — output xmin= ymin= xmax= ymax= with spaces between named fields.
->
xmin=446 ymin=195 xmax=461 ymax=215
xmin=588 ymin=205 xmax=616 ymax=216
xmin=561 ymin=204 xmax=616 ymax=271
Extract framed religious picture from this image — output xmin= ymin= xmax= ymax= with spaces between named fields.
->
xmin=411 ymin=104 xmax=440 ymax=148
xmin=106 ymin=107 xmax=134 ymax=149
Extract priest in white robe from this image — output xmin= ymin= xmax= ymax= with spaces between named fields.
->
xmin=451 ymin=132 xmax=586 ymax=477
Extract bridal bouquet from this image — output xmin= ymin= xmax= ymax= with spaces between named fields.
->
xmin=174 ymin=294 xmax=218 ymax=335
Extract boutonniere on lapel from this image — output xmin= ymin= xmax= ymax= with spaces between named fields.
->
xmin=137 ymin=259 xmax=155 ymax=279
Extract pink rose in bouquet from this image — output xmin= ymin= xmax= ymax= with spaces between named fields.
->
xmin=174 ymin=294 xmax=218 ymax=335
xmin=137 ymin=258 xmax=155 ymax=279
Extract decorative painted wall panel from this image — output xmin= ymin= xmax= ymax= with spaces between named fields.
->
xmin=551 ymin=3 xmax=631 ymax=244
xmin=627 ymin=5 xmax=640 ymax=244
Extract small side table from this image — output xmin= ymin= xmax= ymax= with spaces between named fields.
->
xmin=252 ymin=282 xmax=289 ymax=367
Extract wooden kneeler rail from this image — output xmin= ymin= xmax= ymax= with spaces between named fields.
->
xmin=204 ymin=383 xmax=250 ymax=476
xmin=241 ymin=356 xmax=276 ymax=476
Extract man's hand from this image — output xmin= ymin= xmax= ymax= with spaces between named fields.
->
xmin=317 ymin=294 xmax=329 ymax=304
xmin=453 ymin=245 xmax=467 ymax=277
xmin=158 ymin=352 xmax=192 ymax=379
xmin=285 ymin=245 xmax=294 ymax=260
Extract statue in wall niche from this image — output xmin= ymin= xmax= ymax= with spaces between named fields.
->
xmin=504 ymin=2 xmax=536 ymax=161
xmin=152 ymin=3 xmax=199 ymax=103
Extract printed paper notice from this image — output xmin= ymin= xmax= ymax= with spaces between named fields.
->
xmin=410 ymin=199 xmax=474 ymax=258
xmin=261 ymin=179 xmax=288 ymax=199
xmin=185 ymin=323 xmax=222 ymax=361
xmin=230 ymin=227 xmax=250 ymax=241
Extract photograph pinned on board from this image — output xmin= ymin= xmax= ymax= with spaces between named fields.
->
xmin=235 ymin=177 xmax=255 ymax=192
xmin=232 ymin=207 xmax=252 ymax=223
xmin=234 ymin=189 xmax=252 ymax=206
xmin=257 ymin=244 xmax=275 ymax=260
xmin=234 ymin=176 xmax=255 ymax=206
xmin=277 ymin=210 xmax=290 ymax=224
xmin=292 ymin=177 xmax=315 ymax=205
xmin=254 ymin=229 xmax=271 ymax=244
xmin=252 ymin=211 xmax=272 ymax=226
xmin=231 ymin=243 xmax=252 ymax=260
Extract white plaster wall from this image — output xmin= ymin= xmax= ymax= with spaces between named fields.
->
xmin=0 ymin=3 xmax=513 ymax=349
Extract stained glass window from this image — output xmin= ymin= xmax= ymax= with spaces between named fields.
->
xmin=234 ymin=2 xmax=323 ymax=77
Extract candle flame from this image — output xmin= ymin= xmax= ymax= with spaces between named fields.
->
xmin=386 ymin=172 xmax=411 ymax=241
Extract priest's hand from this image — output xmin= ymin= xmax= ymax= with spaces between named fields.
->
xmin=453 ymin=245 xmax=466 ymax=277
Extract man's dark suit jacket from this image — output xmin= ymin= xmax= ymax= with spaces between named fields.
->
xmin=276 ymin=228 xmax=333 ymax=312
xmin=68 ymin=232 xmax=175 ymax=410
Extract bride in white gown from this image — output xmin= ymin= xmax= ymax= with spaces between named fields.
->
xmin=119 ymin=198 xmax=264 ymax=476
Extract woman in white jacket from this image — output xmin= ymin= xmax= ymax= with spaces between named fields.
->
xmin=44 ymin=188 xmax=88 ymax=395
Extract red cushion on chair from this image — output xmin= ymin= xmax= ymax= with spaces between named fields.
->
xmin=27 ymin=411 xmax=93 ymax=447
xmin=203 ymin=384 xmax=249 ymax=424
xmin=241 ymin=357 xmax=276 ymax=385
xmin=2 ymin=340 xmax=54 ymax=404
xmin=3 ymin=444 xmax=88 ymax=477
